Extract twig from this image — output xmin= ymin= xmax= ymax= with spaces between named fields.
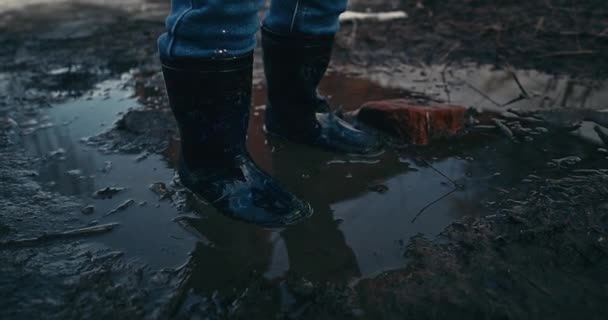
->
xmin=159 ymin=255 xmax=196 ymax=318
xmin=539 ymin=50 xmax=596 ymax=58
xmin=538 ymin=30 xmax=608 ymax=39
xmin=411 ymin=188 xmax=458 ymax=223
xmin=459 ymin=79 xmax=502 ymax=107
xmin=594 ymin=125 xmax=608 ymax=146
xmin=440 ymin=66 xmax=452 ymax=103
xmin=410 ymin=158 xmax=461 ymax=223
xmin=421 ymin=158 xmax=458 ymax=186
xmin=493 ymin=119 xmax=515 ymax=140
xmin=346 ymin=18 xmax=359 ymax=48
xmin=0 ymin=223 xmax=119 ymax=249
xmin=506 ymin=108 xmax=542 ymax=120
xmin=501 ymin=94 xmax=527 ymax=108
xmin=534 ymin=17 xmax=545 ymax=36
xmin=508 ymin=68 xmax=531 ymax=98
xmin=104 ymin=199 xmax=135 ymax=216
xmin=438 ymin=42 xmax=460 ymax=64
xmin=516 ymin=271 xmax=552 ymax=296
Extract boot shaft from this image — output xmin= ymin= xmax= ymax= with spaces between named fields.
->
xmin=161 ymin=54 xmax=253 ymax=168
xmin=261 ymin=26 xmax=334 ymax=112
xmin=261 ymin=28 xmax=382 ymax=154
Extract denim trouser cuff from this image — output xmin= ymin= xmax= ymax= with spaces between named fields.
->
xmin=158 ymin=0 xmax=347 ymax=60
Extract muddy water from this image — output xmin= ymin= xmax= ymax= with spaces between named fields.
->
xmin=20 ymin=77 xmax=193 ymax=269
xmin=242 ymin=74 xmax=608 ymax=277
xmin=19 ymin=68 xmax=608 ymax=304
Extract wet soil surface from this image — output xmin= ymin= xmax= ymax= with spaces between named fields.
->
xmin=1 ymin=0 xmax=608 ymax=319
xmin=341 ymin=0 xmax=608 ymax=76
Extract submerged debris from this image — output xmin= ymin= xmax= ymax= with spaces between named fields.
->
xmin=368 ymin=184 xmax=389 ymax=194
xmin=493 ymin=119 xmax=514 ymax=140
xmin=0 ymin=223 xmax=119 ymax=249
xmin=551 ymin=156 xmax=582 ymax=167
xmin=149 ymin=182 xmax=176 ymax=200
xmin=92 ymin=186 xmax=126 ymax=199
xmin=99 ymin=160 xmax=113 ymax=173
xmin=135 ymin=152 xmax=150 ymax=162
xmin=104 ymin=199 xmax=135 ymax=217
xmin=47 ymin=148 xmax=66 ymax=159
xmin=65 ymin=169 xmax=83 ymax=177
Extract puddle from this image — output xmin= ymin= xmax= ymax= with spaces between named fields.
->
xmin=241 ymin=128 xmax=606 ymax=278
xmin=18 ymin=66 xmax=608 ymax=303
xmin=181 ymin=69 xmax=608 ymax=293
xmin=20 ymin=77 xmax=193 ymax=269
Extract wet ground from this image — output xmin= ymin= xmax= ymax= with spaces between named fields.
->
xmin=2 ymin=0 xmax=608 ymax=319
xmin=19 ymin=77 xmax=193 ymax=269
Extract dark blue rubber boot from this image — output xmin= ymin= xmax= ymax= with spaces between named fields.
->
xmin=262 ymin=26 xmax=381 ymax=154
xmin=161 ymin=53 xmax=312 ymax=228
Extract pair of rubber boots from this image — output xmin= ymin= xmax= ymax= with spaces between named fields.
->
xmin=162 ymin=27 xmax=379 ymax=228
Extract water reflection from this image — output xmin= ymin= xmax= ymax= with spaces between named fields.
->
xmin=20 ymin=79 xmax=193 ymax=269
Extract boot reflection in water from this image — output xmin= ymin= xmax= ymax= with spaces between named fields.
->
xmin=158 ymin=0 xmax=379 ymax=227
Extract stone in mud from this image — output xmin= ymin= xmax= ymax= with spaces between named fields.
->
xmin=356 ymin=99 xmax=467 ymax=145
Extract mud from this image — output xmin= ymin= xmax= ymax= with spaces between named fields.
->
xmin=340 ymin=0 xmax=608 ymax=77
xmin=0 ymin=140 xmax=190 ymax=319
xmin=17 ymin=77 xmax=193 ymax=269
xmin=351 ymin=170 xmax=608 ymax=320
xmin=2 ymin=0 xmax=608 ymax=319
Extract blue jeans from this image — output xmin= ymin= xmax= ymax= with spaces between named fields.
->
xmin=158 ymin=0 xmax=348 ymax=60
